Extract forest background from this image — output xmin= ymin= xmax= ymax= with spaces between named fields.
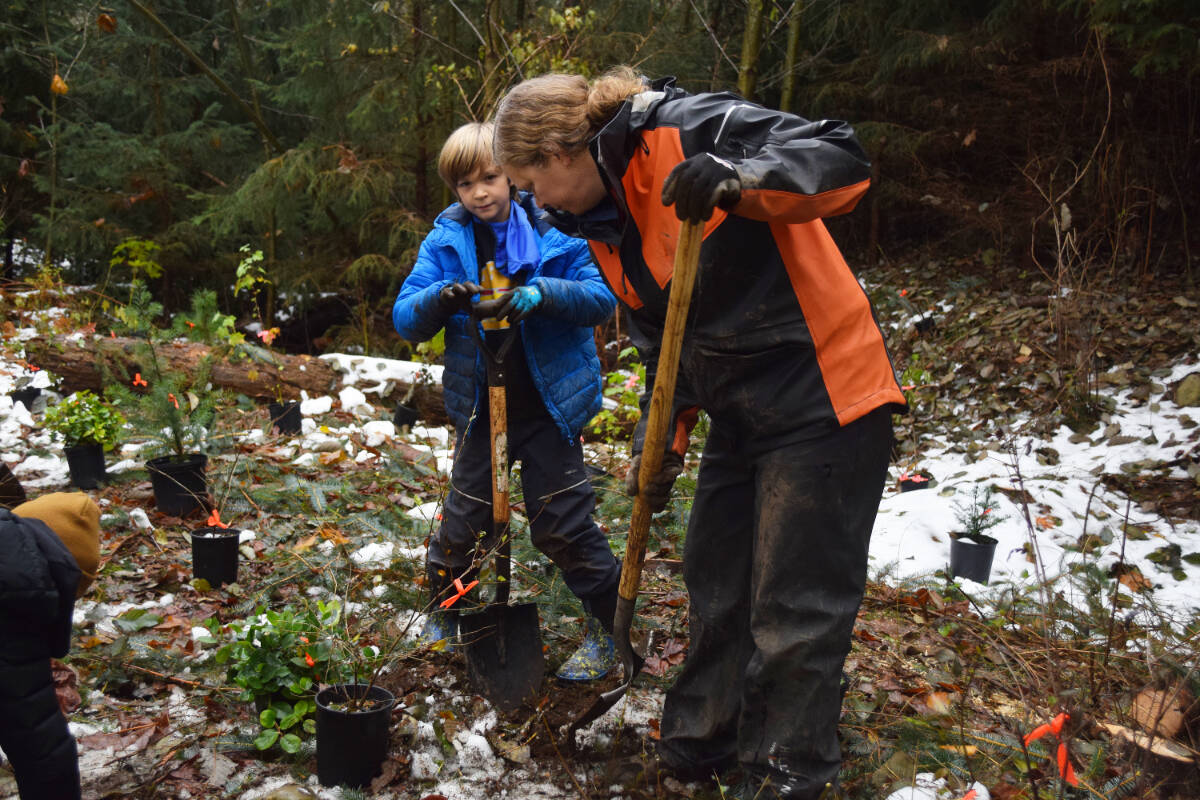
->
xmin=3 ymin=0 xmax=1198 ymax=365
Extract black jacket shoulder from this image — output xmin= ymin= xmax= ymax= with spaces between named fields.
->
xmin=0 ymin=508 xmax=81 ymax=660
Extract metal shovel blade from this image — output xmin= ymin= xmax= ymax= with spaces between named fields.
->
xmin=460 ymin=601 xmax=545 ymax=713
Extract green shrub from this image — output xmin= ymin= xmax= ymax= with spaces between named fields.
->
xmin=43 ymin=390 xmax=126 ymax=450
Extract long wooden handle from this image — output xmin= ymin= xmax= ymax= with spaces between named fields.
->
xmin=618 ymin=220 xmax=704 ymax=602
xmin=489 ymin=382 xmax=511 ymax=605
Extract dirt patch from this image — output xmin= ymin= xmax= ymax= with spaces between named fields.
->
xmin=1102 ymin=474 xmax=1200 ymax=522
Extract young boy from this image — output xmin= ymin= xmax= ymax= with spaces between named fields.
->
xmin=392 ymin=122 xmax=620 ymax=681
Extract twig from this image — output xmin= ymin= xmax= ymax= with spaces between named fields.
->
xmin=542 ymin=714 xmax=591 ymax=800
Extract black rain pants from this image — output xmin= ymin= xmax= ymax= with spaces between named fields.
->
xmin=428 ymin=409 xmax=619 ymax=603
xmin=658 ymin=405 xmax=892 ymax=798
xmin=0 ymin=656 xmax=82 ymax=800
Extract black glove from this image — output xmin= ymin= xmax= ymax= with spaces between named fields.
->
xmin=438 ymin=281 xmax=482 ymax=314
xmin=624 ymin=451 xmax=685 ymax=513
xmin=661 ymin=154 xmax=741 ymax=222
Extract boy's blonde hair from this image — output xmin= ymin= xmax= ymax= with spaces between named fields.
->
xmin=437 ymin=121 xmax=498 ymax=188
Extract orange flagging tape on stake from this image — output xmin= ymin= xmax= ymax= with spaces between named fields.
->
xmin=439 ymin=577 xmax=479 ymax=609
xmin=1025 ymin=712 xmax=1078 ymax=786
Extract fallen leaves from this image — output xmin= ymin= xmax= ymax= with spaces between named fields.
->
xmin=644 ymin=637 xmax=687 ymax=677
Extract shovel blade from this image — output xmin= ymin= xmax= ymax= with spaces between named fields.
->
xmin=460 ymin=602 xmax=544 ymax=713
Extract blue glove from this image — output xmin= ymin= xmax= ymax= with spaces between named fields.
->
xmin=497 ymin=284 xmax=542 ymax=323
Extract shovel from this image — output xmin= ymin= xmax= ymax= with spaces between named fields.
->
xmin=566 ymin=219 xmax=705 ymax=745
xmin=458 ymin=302 xmax=546 ymax=714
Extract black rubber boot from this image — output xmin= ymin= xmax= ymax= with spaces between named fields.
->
xmin=581 ymin=579 xmax=619 ymax=635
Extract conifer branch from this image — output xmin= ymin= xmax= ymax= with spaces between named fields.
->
xmin=125 ymin=0 xmax=284 ymax=155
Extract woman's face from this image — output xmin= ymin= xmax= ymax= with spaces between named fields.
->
xmin=505 ymin=150 xmax=607 ymax=217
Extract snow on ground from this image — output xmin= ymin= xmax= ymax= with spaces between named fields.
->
xmin=872 ymin=357 xmax=1200 ymax=622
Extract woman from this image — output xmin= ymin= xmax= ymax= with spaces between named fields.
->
xmin=494 ymin=67 xmax=905 ymax=799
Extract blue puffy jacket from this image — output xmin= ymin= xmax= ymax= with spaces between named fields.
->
xmin=393 ymin=193 xmax=615 ymax=441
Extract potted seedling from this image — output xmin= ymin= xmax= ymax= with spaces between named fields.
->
xmin=898 ymin=469 xmax=933 ymax=492
xmin=43 ymin=390 xmax=126 ymax=489
xmin=209 ymin=593 xmax=397 ymax=786
xmin=107 ymin=281 xmax=223 ymax=517
xmin=228 ymin=244 xmax=304 ymax=436
xmin=8 ymin=362 xmax=54 ymax=411
xmin=315 ymin=682 xmax=396 ymax=788
xmin=191 ymin=508 xmax=242 ymax=587
xmin=210 ymin=600 xmax=341 ymax=753
xmin=949 ymin=485 xmax=1004 ymax=584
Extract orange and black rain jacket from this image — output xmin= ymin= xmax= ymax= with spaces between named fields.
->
xmin=546 ymin=77 xmax=906 ymax=445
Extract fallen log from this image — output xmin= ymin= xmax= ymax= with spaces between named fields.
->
xmin=23 ymin=335 xmax=447 ymax=423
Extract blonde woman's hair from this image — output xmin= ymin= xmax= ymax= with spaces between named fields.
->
xmin=494 ymin=66 xmax=647 ymax=167
xmin=437 ymin=121 xmax=498 ymax=188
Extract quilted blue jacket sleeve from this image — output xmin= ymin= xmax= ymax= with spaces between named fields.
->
xmin=392 ymin=235 xmax=454 ymax=343
xmin=529 ymin=233 xmax=615 ymax=326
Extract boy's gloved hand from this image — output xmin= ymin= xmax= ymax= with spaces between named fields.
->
xmin=661 ymin=153 xmax=741 ymax=222
xmin=496 ymin=285 xmax=542 ymax=323
xmin=439 ymin=281 xmax=482 ymax=314
xmin=624 ymin=451 xmax=685 ymax=513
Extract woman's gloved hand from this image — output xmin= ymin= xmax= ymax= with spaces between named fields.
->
xmin=496 ymin=285 xmax=542 ymax=323
xmin=438 ymin=281 xmax=482 ymax=314
xmin=624 ymin=451 xmax=685 ymax=513
xmin=661 ymin=153 xmax=741 ymax=222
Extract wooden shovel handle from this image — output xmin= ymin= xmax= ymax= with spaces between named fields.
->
xmin=489 ymin=382 xmax=511 ymax=605
xmin=618 ymin=220 xmax=704 ymax=602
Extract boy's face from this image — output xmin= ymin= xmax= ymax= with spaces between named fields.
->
xmin=454 ymin=165 xmax=512 ymax=223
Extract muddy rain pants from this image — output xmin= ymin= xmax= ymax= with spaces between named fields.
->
xmin=658 ymin=406 xmax=892 ymax=798
xmin=428 ymin=409 xmax=619 ymax=602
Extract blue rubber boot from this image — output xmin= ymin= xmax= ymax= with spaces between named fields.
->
xmin=556 ymin=583 xmax=619 ymax=681
xmin=417 ymin=609 xmax=459 ymax=650
xmin=555 ymin=615 xmax=616 ymax=681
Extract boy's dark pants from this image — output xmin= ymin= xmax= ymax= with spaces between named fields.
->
xmin=428 ymin=410 xmax=619 ymax=604
xmin=658 ymin=407 xmax=892 ymax=798
xmin=0 ymin=654 xmax=82 ymax=800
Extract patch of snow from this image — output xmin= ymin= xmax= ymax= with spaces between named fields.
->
xmin=408 ymin=501 xmax=442 ymax=523
xmin=351 ymin=541 xmax=395 ymax=566
xmin=300 ymin=395 xmax=333 ymax=416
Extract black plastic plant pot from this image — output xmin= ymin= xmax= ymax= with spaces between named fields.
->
xmin=146 ymin=453 xmax=208 ymax=517
xmin=65 ymin=443 xmax=107 ymax=490
xmin=914 ymin=315 xmax=937 ymax=335
xmin=190 ymin=526 xmax=240 ymax=587
xmin=950 ymin=534 xmax=998 ymax=584
xmin=899 ymin=474 xmax=932 ymax=492
xmin=269 ymin=401 xmax=303 ymax=435
xmin=0 ymin=462 xmax=27 ymax=509
xmin=392 ymin=402 xmax=419 ymax=429
xmin=11 ymin=386 xmax=40 ymax=409
xmin=316 ymin=684 xmax=396 ymax=789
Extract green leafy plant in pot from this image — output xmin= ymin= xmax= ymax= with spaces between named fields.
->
xmin=105 ymin=281 xmax=223 ymax=517
xmin=43 ymin=390 xmax=126 ymax=489
xmin=208 ymin=599 xmax=344 ymax=754
xmin=949 ymin=485 xmax=1004 ymax=584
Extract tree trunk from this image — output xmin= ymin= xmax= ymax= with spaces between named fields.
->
xmin=780 ymin=1 xmax=803 ymax=113
xmin=738 ymin=0 xmax=765 ymax=101
xmin=23 ymin=335 xmax=447 ymax=423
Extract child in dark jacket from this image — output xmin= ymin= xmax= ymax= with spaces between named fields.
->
xmin=392 ymin=122 xmax=620 ymax=681
xmin=0 ymin=491 xmax=101 ymax=800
